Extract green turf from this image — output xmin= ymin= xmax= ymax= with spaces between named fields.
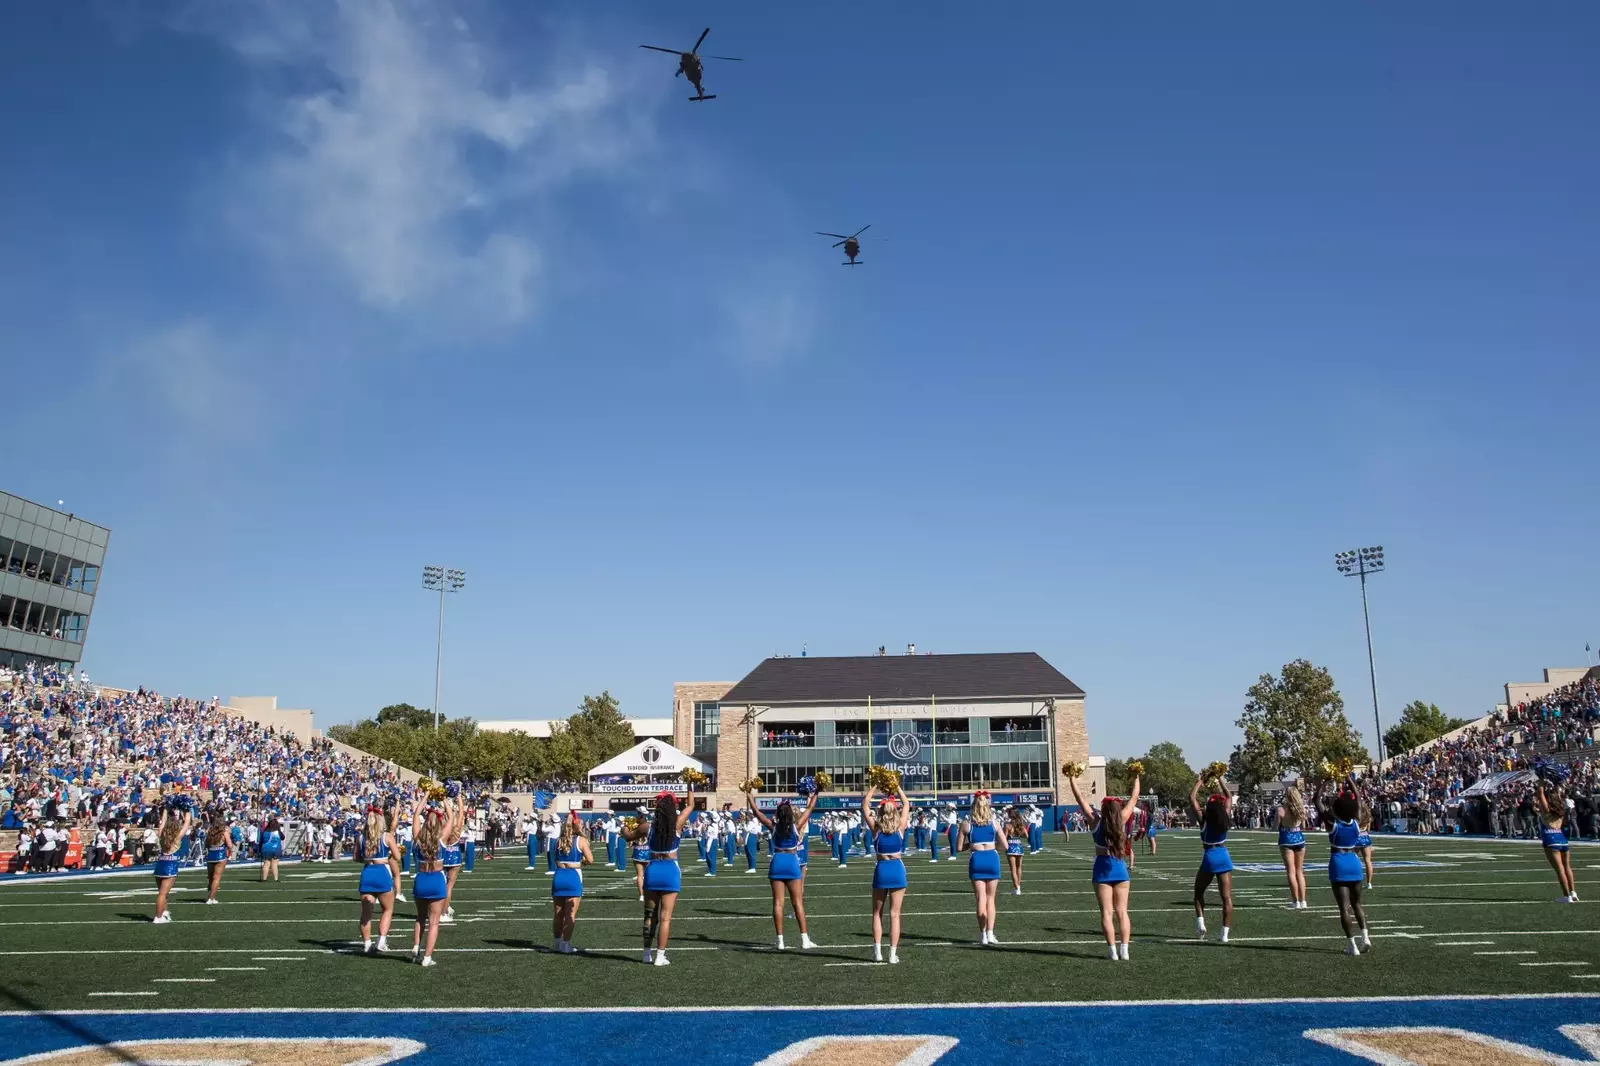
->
xmin=1 ymin=831 xmax=1595 ymax=1011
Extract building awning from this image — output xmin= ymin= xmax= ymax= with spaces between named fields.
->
xmin=586 ymin=739 xmax=712 ymax=780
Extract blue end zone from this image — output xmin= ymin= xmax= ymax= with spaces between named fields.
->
xmin=3 ymin=997 xmax=1599 ymax=1064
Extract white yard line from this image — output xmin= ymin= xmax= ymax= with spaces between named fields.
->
xmin=87 ymin=992 xmax=158 ymax=997
xmin=152 ymin=978 xmax=216 ymax=983
xmin=205 ymin=966 xmax=267 ymax=971
xmin=1521 ymin=962 xmax=1588 ymax=967
xmin=1473 ymin=950 xmax=1537 ymax=955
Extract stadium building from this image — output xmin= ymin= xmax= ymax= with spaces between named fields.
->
xmin=0 ymin=491 xmax=109 ymax=673
xmin=674 ymin=651 xmax=1094 ymax=809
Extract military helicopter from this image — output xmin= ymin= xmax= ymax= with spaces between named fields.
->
xmin=815 ymin=226 xmax=871 ymax=266
xmin=639 ymin=27 xmax=741 ymax=101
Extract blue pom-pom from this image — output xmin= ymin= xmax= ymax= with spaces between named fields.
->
xmin=795 ymin=776 xmax=816 ymax=797
xmin=445 ymin=780 xmax=461 ymax=799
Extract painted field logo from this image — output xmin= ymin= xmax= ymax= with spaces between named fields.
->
xmin=1305 ymin=1025 xmax=1600 ymax=1064
xmin=754 ymin=1036 xmax=957 ymax=1065
xmin=0 ymin=1038 xmax=425 ymax=1066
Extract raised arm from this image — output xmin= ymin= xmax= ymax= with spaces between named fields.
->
xmin=1189 ymin=775 xmax=1205 ymax=820
xmin=863 ymin=786 xmax=880 ymax=833
xmin=675 ymin=788 xmax=694 ymax=832
xmin=1066 ymin=772 xmax=1096 ymax=827
xmin=745 ymin=791 xmax=774 ymax=830
xmin=795 ymin=789 xmax=819 ymax=830
xmin=1124 ymin=773 xmax=1142 ymax=826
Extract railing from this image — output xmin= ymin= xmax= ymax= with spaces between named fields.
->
xmin=989 ymin=729 xmax=1047 ymax=744
xmin=759 ymin=734 xmax=816 ymax=749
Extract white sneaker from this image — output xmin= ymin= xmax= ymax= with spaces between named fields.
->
xmin=929 ymin=858 xmax=937 ymax=863
xmin=412 ymin=946 xmax=420 ymax=962
xmin=420 ymin=956 xmax=437 ymax=968
xmin=775 ymin=936 xmax=786 ymax=950
xmin=377 ymin=937 xmax=389 ymax=952
xmin=747 ymin=868 xmax=759 ymax=874
xmin=1118 ymin=942 xmax=1130 ymax=960
xmin=1558 ymin=895 xmax=1574 ymax=904
xmin=987 ymin=931 xmax=1001 ymax=945
xmin=525 ymin=865 xmax=537 ymax=871
xmin=396 ymin=893 xmax=407 ymax=902
xmin=364 ymin=939 xmax=374 ymax=955
xmin=1220 ymin=927 xmax=1230 ymax=944
xmin=152 ymin=914 xmax=171 ymax=925
xmin=652 ymin=951 xmax=671 ymax=966
xmin=872 ymin=945 xmax=883 ymax=963
xmin=888 ymin=949 xmax=899 ymax=965
xmin=205 ymin=898 xmax=218 ymax=905
xmin=639 ymin=894 xmax=645 ymax=902
xmin=1360 ymin=931 xmax=1372 ymax=952
xmin=1195 ymin=917 xmax=1206 ymax=939
xmin=1345 ymin=939 xmax=1361 ymax=956
xmin=1107 ymin=944 xmax=1120 ymax=960
xmin=439 ymin=914 xmax=455 ymax=925
xmin=446 ymin=907 xmax=455 ymax=918
xmin=800 ymin=934 xmax=817 ymax=949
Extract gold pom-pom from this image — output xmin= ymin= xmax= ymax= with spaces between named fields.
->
xmin=679 ymin=768 xmax=710 ymax=789
xmin=1060 ymin=760 xmax=1086 ymax=778
xmin=812 ymin=772 xmax=832 ymax=793
xmin=739 ymin=776 xmax=764 ymax=793
xmin=1333 ymin=757 xmax=1354 ymax=780
xmin=865 ymin=764 xmax=902 ymax=792
xmin=1204 ymin=761 xmax=1229 ymax=784
xmin=625 ymin=815 xmax=643 ymax=835
xmin=1126 ymin=759 xmax=1146 ymax=778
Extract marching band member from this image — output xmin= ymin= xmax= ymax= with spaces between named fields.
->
xmin=863 ymin=781 xmax=909 ymax=964
xmin=927 ymin=807 xmax=941 ymax=864
xmin=151 ymin=805 xmax=191 ymax=924
xmin=958 ymin=790 xmax=1007 ymax=945
xmin=1316 ymin=779 xmax=1370 ymax=955
xmin=202 ymin=810 xmax=232 ymax=905
xmin=1068 ymin=766 xmax=1139 ymax=959
xmin=739 ymin=811 xmax=760 ymax=873
xmin=1027 ymin=803 xmax=1045 ymax=854
xmin=628 ymin=786 xmax=696 ymax=966
xmin=1189 ymin=774 xmax=1234 ymax=943
xmin=747 ymin=788 xmax=820 ymax=949
xmin=551 ymin=812 xmax=594 ymax=954
xmin=356 ymin=806 xmax=396 ymax=955
xmin=1535 ymin=782 xmax=1579 ymax=903
xmin=1277 ymin=785 xmax=1309 ymax=910
xmin=702 ymin=812 xmax=720 ymax=877
xmin=1005 ymin=807 xmax=1028 ymax=896
xmin=409 ymin=800 xmax=448 ymax=967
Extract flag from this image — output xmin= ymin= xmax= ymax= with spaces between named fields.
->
xmin=533 ymin=789 xmax=553 ymax=810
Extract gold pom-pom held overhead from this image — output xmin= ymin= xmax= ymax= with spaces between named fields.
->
xmin=678 ymin=768 xmax=710 ymax=789
xmin=1060 ymin=761 xmax=1086 ymax=779
xmin=812 ymin=771 xmax=832 ymax=793
xmin=1204 ymin=761 xmax=1229 ymax=785
xmin=865 ymin=764 xmax=901 ymax=792
xmin=1126 ymin=759 xmax=1145 ymax=778
xmin=739 ymin=776 xmax=764 ymax=794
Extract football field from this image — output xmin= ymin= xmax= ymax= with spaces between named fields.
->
xmin=3 ymin=830 xmax=1598 ymax=1064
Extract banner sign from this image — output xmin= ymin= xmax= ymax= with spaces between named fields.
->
xmin=591 ymin=782 xmax=689 ymax=795
xmin=872 ymin=726 xmax=932 ymax=786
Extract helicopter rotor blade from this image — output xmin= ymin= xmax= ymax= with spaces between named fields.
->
xmin=639 ymin=45 xmax=685 ymax=55
xmin=706 ymin=56 xmax=743 ymax=61
xmin=692 ymin=27 xmax=711 ymax=54
xmin=850 ymin=225 xmax=872 ymax=239
xmin=815 ymin=232 xmax=851 ymax=240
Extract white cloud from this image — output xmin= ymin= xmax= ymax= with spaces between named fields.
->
xmin=190 ymin=0 xmax=653 ymax=326
xmin=112 ymin=319 xmax=263 ymax=436
xmin=716 ymin=262 xmax=821 ymax=370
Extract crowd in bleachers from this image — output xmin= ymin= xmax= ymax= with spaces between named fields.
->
xmin=1357 ymin=670 xmax=1600 ymax=837
xmin=1 ymin=663 xmax=413 ymax=870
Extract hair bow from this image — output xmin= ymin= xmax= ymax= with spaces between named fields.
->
xmin=656 ymin=790 xmax=675 ymax=803
xmin=974 ymin=789 xmax=990 ymax=799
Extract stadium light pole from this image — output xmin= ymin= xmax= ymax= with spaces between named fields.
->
xmin=1334 ymin=547 xmax=1386 ymax=765
xmin=422 ymin=565 xmax=466 ymax=778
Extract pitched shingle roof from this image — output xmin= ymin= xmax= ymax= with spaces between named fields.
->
xmin=718 ymin=652 xmax=1083 ymax=705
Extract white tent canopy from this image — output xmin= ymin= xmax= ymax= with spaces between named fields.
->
xmin=586 ymin=739 xmax=711 ymax=781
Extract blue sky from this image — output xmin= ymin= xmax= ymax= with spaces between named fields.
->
xmin=3 ymin=1 xmax=1596 ymax=765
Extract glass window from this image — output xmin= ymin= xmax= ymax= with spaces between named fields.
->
xmin=40 ymin=605 xmax=60 ymax=640
xmin=5 ymin=540 xmax=22 ymax=574
xmin=81 ymin=565 xmax=99 ymax=595
xmin=23 ymin=545 xmax=42 ymax=580
xmin=68 ymin=560 xmax=85 ymax=591
xmin=759 ymin=722 xmax=815 ymax=748
xmin=39 ymin=551 xmax=59 ymax=585
xmin=0 ymin=595 xmax=15 ymax=630
xmin=834 ymin=721 xmax=868 ymax=747
xmin=63 ymin=613 xmax=87 ymax=643
xmin=692 ymin=701 xmax=720 ymax=757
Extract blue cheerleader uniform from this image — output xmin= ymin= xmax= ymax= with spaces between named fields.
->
xmin=1091 ymin=823 xmax=1129 ymax=885
xmin=1278 ymin=823 xmax=1306 ymax=850
xmin=632 ymin=837 xmax=653 ymax=867
xmin=1541 ymin=825 xmax=1569 ymax=852
xmin=413 ymin=867 xmax=448 ymax=901
xmin=204 ymin=844 xmax=228 ymax=864
xmin=260 ymin=829 xmax=282 ymax=860
xmin=769 ymin=828 xmax=803 ymax=883
xmin=644 ymin=832 xmax=683 ymax=894
xmin=872 ymin=830 xmax=908 ymax=891
xmin=552 ymin=839 xmax=585 ymax=899
xmin=357 ymin=834 xmax=395 ymax=896
xmin=153 ymin=850 xmax=180 ymax=880
xmin=1006 ymin=836 xmax=1025 ymax=857
xmin=440 ymin=840 xmax=464 ymax=870
xmin=1200 ymin=823 xmax=1233 ymax=875
xmin=1327 ymin=819 xmax=1364 ymax=885
xmin=967 ymin=819 xmax=1002 ymax=881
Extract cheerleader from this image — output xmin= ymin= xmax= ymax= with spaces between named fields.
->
xmin=439 ymin=793 xmax=465 ymax=923
xmin=387 ymin=807 xmax=407 ymax=903
xmin=1145 ymin=812 xmax=1161 ymax=856
xmin=746 ymin=789 xmax=819 ymax=949
xmin=1316 ymin=780 xmax=1370 ymax=955
xmin=151 ymin=807 xmax=190 ymax=924
xmin=1356 ymin=798 xmax=1376 ymax=890
xmin=630 ymin=814 xmax=652 ymax=902
xmin=1188 ymin=775 xmax=1233 ymax=943
xmin=551 ymin=812 xmax=594 ymax=953
xmin=1004 ymin=807 xmax=1028 ymax=896
xmin=1276 ymin=785 xmax=1309 ymax=910
xmin=202 ymin=811 xmax=232 ymax=904
xmin=959 ymin=791 xmax=1008 ymax=944
xmin=1068 ymin=766 xmax=1139 ymax=959
xmin=863 ymin=783 xmax=909 ymax=964
xmin=1535 ymin=783 xmax=1579 ymax=903
xmin=356 ymin=806 xmax=396 ymax=955
xmin=627 ymin=786 xmax=695 ymax=966
xmin=409 ymin=800 xmax=448 ymax=966
xmin=258 ymin=816 xmax=283 ymax=882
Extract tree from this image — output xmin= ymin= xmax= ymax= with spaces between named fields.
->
xmin=1228 ymin=660 xmax=1369 ymax=793
xmin=376 ymin=703 xmax=434 ymax=730
xmin=565 ymin=691 xmax=636 ymax=771
xmin=1135 ymin=741 xmax=1196 ymax=805
xmin=1383 ymin=701 xmax=1471 ymax=757
xmin=1104 ymin=758 xmax=1132 ymax=798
